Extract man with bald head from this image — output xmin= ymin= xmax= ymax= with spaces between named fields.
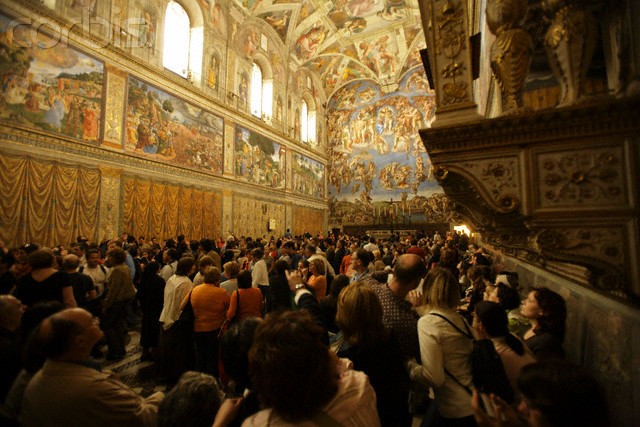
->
xmin=369 ymin=254 xmax=426 ymax=360
xmin=21 ymin=308 xmax=164 ymax=427
xmin=0 ymin=295 xmax=25 ymax=401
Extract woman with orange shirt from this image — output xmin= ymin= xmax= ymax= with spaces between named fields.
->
xmin=305 ymin=258 xmax=327 ymax=302
xmin=227 ymin=270 xmax=263 ymax=321
xmin=182 ymin=266 xmax=229 ymax=377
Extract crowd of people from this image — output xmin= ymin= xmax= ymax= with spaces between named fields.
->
xmin=0 ymin=229 xmax=610 ymax=426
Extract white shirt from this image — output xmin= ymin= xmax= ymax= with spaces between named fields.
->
xmin=413 ymin=307 xmax=474 ymax=419
xmin=251 ymin=259 xmax=269 ymax=287
xmin=193 ymin=271 xmax=205 ymax=287
xmin=81 ymin=264 xmax=109 ymax=297
xmin=159 ymin=275 xmax=193 ymax=330
xmin=160 ymin=260 xmax=178 ymax=283
xmin=363 ymin=243 xmax=379 ymax=253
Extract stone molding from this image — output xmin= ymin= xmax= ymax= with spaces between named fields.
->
xmin=421 ymin=96 xmax=640 ymax=305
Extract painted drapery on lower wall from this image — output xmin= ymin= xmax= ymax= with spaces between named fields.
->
xmin=232 ymin=195 xmax=286 ymax=239
xmin=292 ymin=206 xmax=323 ymax=237
xmin=0 ymin=151 xmax=101 ymax=247
xmin=122 ymin=177 xmax=221 ymax=241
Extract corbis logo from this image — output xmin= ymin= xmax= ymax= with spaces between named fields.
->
xmin=6 ymin=10 xmax=151 ymax=50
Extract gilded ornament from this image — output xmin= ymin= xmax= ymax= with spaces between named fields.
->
xmin=486 ymin=0 xmax=533 ymax=114
xmin=543 ymin=1 xmax=597 ymax=106
xmin=571 ymin=171 xmax=586 ymax=184
xmin=543 ymin=160 xmax=554 ymax=170
xmin=443 ymin=82 xmax=468 ymax=104
xmin=545 ymin=173 xmax=562 ymax=186
xmin=497 ymin=195 xmax=520 ymax=212
xmin=545 ymin=190 xmax=555 ymax=200
xmin=433 ymin=166 xmax=449 ymax=181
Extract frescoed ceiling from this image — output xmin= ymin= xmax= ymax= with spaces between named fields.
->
xmin=234 ymin=0 xmax=424 ymax=98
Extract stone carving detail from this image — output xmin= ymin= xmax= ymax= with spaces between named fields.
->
xmin=418 ymin=0 xmax=480 ymax=124
xmin=486 ymin=0 xmax=533 ymax=113
xmin=104 ymin=71 xmax=126 ymax=144
xmin=537 ymin=148 xmax=626 ymax=209
xmin=543 ymin=0 xmax=598 ymax=106
xmin=459 ymin=158 xmax=521 ymax=213
xmin=433 ymin=1 xmax=469 ymax=105
xmin=533 ymin=227 xmax=627 ymax=292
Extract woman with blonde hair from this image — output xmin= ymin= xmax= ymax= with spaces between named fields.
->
xmin=409 ymin=267 xmax=476 ymax=426
xmin=335 ymin=282 xmax=411 ymax=426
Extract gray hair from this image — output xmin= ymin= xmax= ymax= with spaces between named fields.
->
xmin=157 ymin=371 xmax=222 ymax=427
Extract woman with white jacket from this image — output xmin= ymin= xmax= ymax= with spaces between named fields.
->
xmin=409 ymin=267 xmax=476 ymax=427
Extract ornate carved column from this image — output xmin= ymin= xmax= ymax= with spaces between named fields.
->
xmin=418 ymin=0 xmax=482 ymax=125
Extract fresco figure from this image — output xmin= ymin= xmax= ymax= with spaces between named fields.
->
xmin=208 ymin=54 xmax=218 ymax=89
xmin=82 ymin=101 xmax=99 ymax=141
xmin=43 ymin=88 xmax=65 ymax=131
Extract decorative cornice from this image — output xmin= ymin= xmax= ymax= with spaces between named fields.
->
xmin=0 ymin=125 xmax=326 ymax=209
xmin=421 ymin=96 xmax=640 ymax=154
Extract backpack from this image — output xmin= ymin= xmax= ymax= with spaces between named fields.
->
xmin=429 ymin=312 xmax=514 ymax=403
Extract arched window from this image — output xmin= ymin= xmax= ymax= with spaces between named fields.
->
xmin=163 ymin=1 xmax=203 ymax=83
xmin=301 ymin=98 xmax=317 ymax=145
xmin=251 ymin=60 xmax=274 ymax=121
xmin=251 ymin=62 xmax=262 ymax=117
xmin=301 ymin=101 xmax=308 ymax=142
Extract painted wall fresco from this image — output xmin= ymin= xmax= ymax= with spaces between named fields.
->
xmin=293 ymin=205 xmax=324 ymax=237
xmin=292 ymin=152 xmax=325 ymax=198
xmin=234 ymin=125 xmax=286 ymax=189
xmin=0 ymin=13 xmax=103 ymax=143
xmin=126 ymin=76 xmax=224 ymax=174
xmin=233 ymin=195 xmax=286 ymax=238
xmin=327 ymin=67 xmax=441 ymax=225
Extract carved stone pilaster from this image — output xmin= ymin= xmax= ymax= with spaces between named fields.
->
xmin=421 ymin=96 xmax=640 ymax=305
xmin=418 ymin=0 xmax=482 ymax=126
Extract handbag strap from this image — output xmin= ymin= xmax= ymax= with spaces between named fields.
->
xmin=233 ymin=290 xmax=241 ymax=322
xmin=429 ymin=312 xmax=474 ymax=395
xmin=429 ymin=312 xmax=474 ymax=340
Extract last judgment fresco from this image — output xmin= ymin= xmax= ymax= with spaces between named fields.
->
xmin=328 ymin=67 xmax=441 ymax=225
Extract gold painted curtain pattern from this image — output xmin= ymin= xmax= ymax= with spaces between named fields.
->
xmin=122 ymin=178 xmax=221 ymax=241
xmin=0 ymin=152 xmax=101 ymax=247
xmin=293 ymin=206 xmax=323 ymax=237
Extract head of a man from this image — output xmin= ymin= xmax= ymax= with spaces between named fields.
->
xmin=40 ymin=308 xmax=103 ymax=361
xmin=394 ymin=254 xmax=426 ymax=287
xmin=85 ymin=248 xmax=101 ymax=268
xmin=70 ymin=243 xmax=86 ymax=258
xmin=0 ymin=295 xmax=25 ymax=332
xmin=62 ymin=254 xmax=81 ymax=272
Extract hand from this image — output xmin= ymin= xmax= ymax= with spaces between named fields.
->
xmin=408 ymin=289 xmax=422 ymax=308
xmin=212 ymin=397 xmax=243 ymax=427
xmin=285 ymin=269 xmax=303 ymax=291
xmin=471 ymin=390 xmax=522 ymax=427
